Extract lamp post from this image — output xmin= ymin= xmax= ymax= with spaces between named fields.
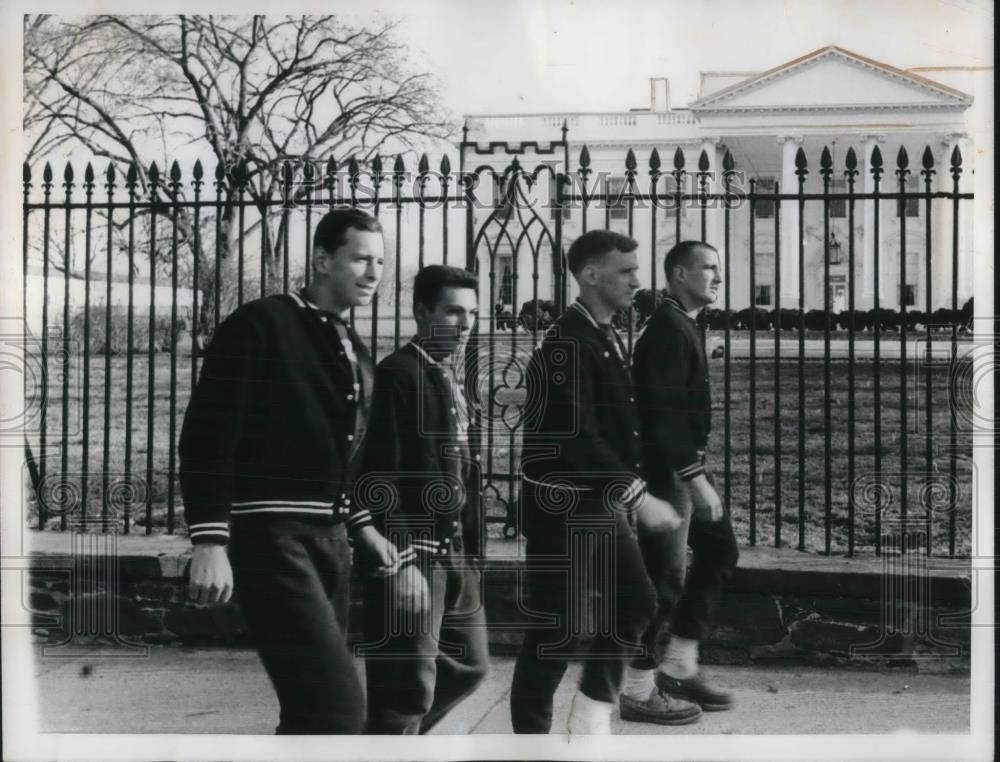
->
xmin=829 ymin=233 xmax=842 ymax=265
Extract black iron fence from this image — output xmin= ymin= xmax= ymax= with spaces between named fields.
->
xmin=20 ymin=129 xmax=975 ymax=556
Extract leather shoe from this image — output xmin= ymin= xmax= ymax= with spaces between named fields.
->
xmin=619 ymin=688 xmax=703 ymax=725
xmin=655 ymin=671 xmax=734 ymax=711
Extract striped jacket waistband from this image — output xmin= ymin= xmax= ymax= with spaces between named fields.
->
xmin=188 ymin=498 xmax=373 ymax=544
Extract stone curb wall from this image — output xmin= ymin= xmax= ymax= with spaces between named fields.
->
xmin=24 ymin=535 xmax=972 ymax=671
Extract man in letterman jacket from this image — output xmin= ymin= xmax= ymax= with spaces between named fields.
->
xmin=509 ymin=230 xmax=695 ymax=735
xmin=627 ymin=240 xmax=740 ymax=714
xmin=179 ymin=208 xmax=397 ymax=735
xmin=357 ymin=265 xmax=489 ymax=734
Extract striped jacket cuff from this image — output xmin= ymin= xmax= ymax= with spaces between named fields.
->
xmin=189 ymin=522 xmax=230 ymax=545
xmin=390 ymin=539 xmax=442 ymax=569
xmin=396 ymin=545 xmax=419 ymax=569
xmin=388 ymin=540 xmax=443 ymax=572
xmin=677 ymin=461 xmax=706 ymax=481
xmin=409 ymin=538 xmax=443 ymax=557
xmin=345 ymin=509 xmax=373 ymax=531
xmin=618 ymin=477 xmax=647 ymax=511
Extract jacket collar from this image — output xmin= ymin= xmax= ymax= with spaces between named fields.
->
xmin=291 ymin=289 xmax=350 ymax=325
xmin=408 ymin=337 xmax=462 ymax=372
xmin=570 ymin=298 xmax=607 ymax=329
xmin=568 ymin=298 xmax=628 ymax=362
xmin=664 ymin=295 xmax=699 ymax=324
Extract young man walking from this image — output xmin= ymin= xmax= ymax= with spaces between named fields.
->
xmin=509 ymin=230 xmax=697 ymax=734
xmin=180 ymin=208 xmax=396 ymax=734
xmin=358 ymin=265 xmax=489 ymax=734
xmin=625 ymin=240 xmax=740 ymax=715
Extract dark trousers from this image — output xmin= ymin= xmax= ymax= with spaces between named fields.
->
xmin=510 ymin=510 xmax=656 ymax=733
xmin=361 ymin=548 xmax=490 ymax=734
xmin=229 ymin=525 xmax=365 ymax=734
xmin=634 ymin=471 xmax=740 ymax=669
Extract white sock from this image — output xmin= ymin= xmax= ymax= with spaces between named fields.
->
xmin=659 ymin=636 xmax=699 ymax=680
xmin=622 ymin=666 xmax=655 ymax=699
xmin=566 ymin=690 xmax=613 ymax=735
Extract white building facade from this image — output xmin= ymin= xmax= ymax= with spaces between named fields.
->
xmin=462 ymin=47 xmax=982 ymax=313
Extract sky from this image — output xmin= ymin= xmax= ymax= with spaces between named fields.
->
xmin=8 ymin=0 xmax=993 ymax=165
xmin=337 ymin=0 xmax=994 ymax=118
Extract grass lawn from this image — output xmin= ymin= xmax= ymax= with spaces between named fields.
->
xmin=23 ymin=330 xmax=974 ymax=557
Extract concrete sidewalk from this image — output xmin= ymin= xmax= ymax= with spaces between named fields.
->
xmin=32 ymin=647 xmax=968 ymax=735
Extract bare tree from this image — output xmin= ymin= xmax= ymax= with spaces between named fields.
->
xmin=24 ymin=14 xmax=453 ymax=339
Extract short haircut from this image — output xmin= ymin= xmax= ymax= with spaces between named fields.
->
xmin=313 ymin=207 xmax=382 ymax=255
xmin=413 ymin=265 xmax=479 ymax=311
xmin=566 ymin=230 xmax=638 ymax=276
xmin=664 ymin=240 xmax=717 ymax=281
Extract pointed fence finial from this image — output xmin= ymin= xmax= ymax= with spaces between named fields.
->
xmin=625 ymin=148 xmax=637 ymax=172
xmin=820 ymin=146 xmax=833 ymax=181
xmin=870 ymin=147 xmax=884 ymax=184
xmin=895 ymin=145 xmax=910 ymax=179
xmin=649 ymin=148 xmax=661 ymax=174
xmin=697 ymin=149 xmax=710 ymax=174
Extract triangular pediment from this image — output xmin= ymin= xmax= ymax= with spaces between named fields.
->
xmin=690 ymin=46 xmax=971 ymax=112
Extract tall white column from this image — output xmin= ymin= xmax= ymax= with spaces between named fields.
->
xmin=952 ymin=133 xmax=973 ymax=307
xmin=778 ymin=135 xmax=804 ymax=305
xmin=699 ymin=136 xmax=724 ymax=286
xmin=932 ymin=136 xmax=955 ymax=311
xmin=861 ymin=134 xmax=886 ymax=307
xmin=932 ymin=133 xmax=971 ymax=311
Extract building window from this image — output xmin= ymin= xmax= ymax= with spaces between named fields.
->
xmin=494 ymin=174 xmax=513 ymax=214
xmin=548 ymin=168 xmax=570 ymax=220
xmin=498 ymin=255 xmax=513 ymax=306
xmin=830 ymin=178 xmax=847 ymax=219
xmin=606 ymin=176 xmax=628 ymax=220
xmin=754 ymin=177 xmax=776 ymax=219
xmin=896 ymin=176 xmax=920 ymax=218
xmin=660 ymin=174 xmax=687 ymax=218
xmin=754 ymin=285 xmax=772 ymax=306
xmin=901 ymin=284 xmax=916 ymax=307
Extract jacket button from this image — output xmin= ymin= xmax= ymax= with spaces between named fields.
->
xmin=347 ymin=434 xmax=354 ymax=441
xmin=347 ymin=394 xmax=355 ymax=401
xmin=452 ymin=521 xmax=459 ymax=527
xmin=633 ymin=431 xmax=639 ymax=437
xmin=629 ymin=397 xmax=635 ymax=403
xmin=603 ymin=351 xmax=610 ymax=358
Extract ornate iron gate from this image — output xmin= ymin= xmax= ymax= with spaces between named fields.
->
xmin=461 ymin=127 xmax=568 ymax=537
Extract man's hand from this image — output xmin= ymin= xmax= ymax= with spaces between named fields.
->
xmin=189 ymin=544 xmax=234 ymax=604
xmin=690 ymin=475 xmax=724 ymax=522
xmin=635 ymin=492 xmax=683 ymax=532
xmin=392 ymin=564 xmax=430 ymax=616
xmin=353 ymin=525 xmax=400 ymax=577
